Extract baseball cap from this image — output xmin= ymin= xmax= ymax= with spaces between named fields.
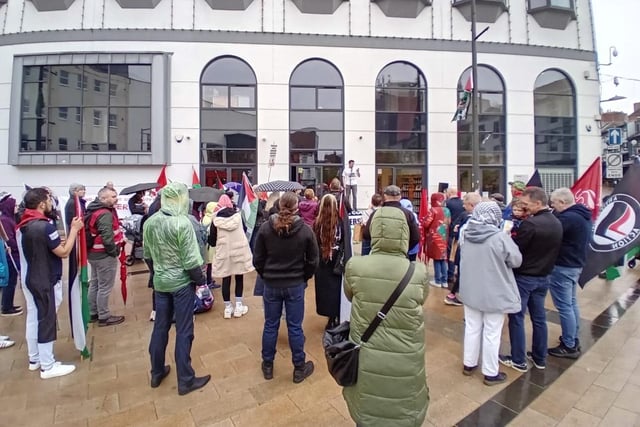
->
xmin=508 ymin=181 xmax=526 ymax=191
xmin=490 ymin=193 xmax=505 ymax=203
xmin=383 ymin=185 xmax=401 ymax=196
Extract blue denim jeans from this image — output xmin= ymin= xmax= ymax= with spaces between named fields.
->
xmin=549 ymin=265 xmax=582 ymax=348
xmin=149 ymin=285 xmax=196 ymax=388
xmin=508 ymin=274 xmax=549 ymax=366
xmin=262 ymin=283 xmax=306 ymax=367
xmin=361 ymin=239 xmax=371 ymax=256
xmin=434 ymin=260 xmax=448 ymax=284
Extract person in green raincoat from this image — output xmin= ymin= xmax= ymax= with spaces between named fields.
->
xmin=343 ymin=206 xmax=429 ymax=427
xmin=143 ymin=182 xmax=211 ymax=396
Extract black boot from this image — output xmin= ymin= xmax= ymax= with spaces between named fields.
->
xmin=293 ymin=361 xmax=314 ymax=383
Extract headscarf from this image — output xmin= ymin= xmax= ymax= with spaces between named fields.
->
xmin=215 ymin=195 xmax=233 ymax=211
xmin=430 ymin=193 xmax=445 ymax=207
xmin=470 ymin=201 xmax=503 ymax=227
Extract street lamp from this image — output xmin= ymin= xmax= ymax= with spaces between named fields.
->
xmin=599 ymin=46 xmax=618 ymax=68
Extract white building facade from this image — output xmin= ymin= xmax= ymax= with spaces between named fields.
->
xmin=0 ymin=0 xmax=602 ymax=209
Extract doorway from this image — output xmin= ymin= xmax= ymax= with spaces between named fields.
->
xmin=376 ymin=166 xmax=425 ymax=212
xmin=290 ymin=165 xmax=341 ymax=195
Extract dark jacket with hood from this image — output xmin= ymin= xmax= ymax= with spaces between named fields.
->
xmin=85 ymin=198 xmax=121 ymax=260
xmin=513 ymin=208 xmax=562 ymax=276
xmin=0 ymin=195 xmax=19 ymax=267
xmin=554 ymin=204 xmax=592 ymax=268
xmin=253 ymin=214 xmax=319 ymax=288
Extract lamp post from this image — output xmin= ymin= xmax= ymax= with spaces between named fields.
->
xmin=470 ymin=0 xmax=480 ymax=192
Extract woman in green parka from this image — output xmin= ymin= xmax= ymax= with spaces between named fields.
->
xmin=343 ymin=206 xmax=429 ymax=427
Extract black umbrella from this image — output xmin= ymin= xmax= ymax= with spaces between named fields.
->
xmin=119 ymin=182 xmax=159 ymax=196
xmin=255 ymin=180 xmax=305 ymax=192
xmin=189 ymin=187 xmax=224 ymax=203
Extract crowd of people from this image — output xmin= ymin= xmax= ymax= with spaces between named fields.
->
xmin=0 ymin=173 xmax=594 ymax=424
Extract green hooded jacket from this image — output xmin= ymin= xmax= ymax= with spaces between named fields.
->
xmin=143 ymin=182 xmax=203 ymax=293
xmin=343 ymin=207 xmax=429 ymax=427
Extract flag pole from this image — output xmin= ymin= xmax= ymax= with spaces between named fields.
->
xmin=471 ymin=0 xmax=480 ymax=192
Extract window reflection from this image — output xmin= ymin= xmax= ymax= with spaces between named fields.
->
xmin=19 ymin=64 xmax=152 ymax=152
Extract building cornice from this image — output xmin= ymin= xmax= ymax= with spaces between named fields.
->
xmin=0 ymin=29 xmax=596 ymax=62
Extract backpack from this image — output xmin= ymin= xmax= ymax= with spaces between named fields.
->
xmin=0 ymin=241 xmax=9 ymax=287
xmin=194 ymin=284 xmax=213 ymax=314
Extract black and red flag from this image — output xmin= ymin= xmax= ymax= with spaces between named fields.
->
xmin=579 ymin=158 xmax=640 ymax=287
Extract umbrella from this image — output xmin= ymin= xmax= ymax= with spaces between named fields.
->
xmin=118 ymin=243 xmax=128 ymax=305
xmin=120 ymin=182 xmax=159 ymax=196
xmin=189 ymin=187 xmax=224 ymax=203
xmin=255 ymin=180 xmax=305 ymax=192
xmin=224 ymin=182 xmax=242 ymax=192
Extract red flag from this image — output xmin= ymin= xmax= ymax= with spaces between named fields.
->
xmin=570 ymin=157 xmax=602 ymax=221
xmin=214 ymin=171 xmax=224 ymax=190
xmin=156 ymin=165 xmax=167 ymax=190
xmin=192 ymin=167 xmax=201 ymax=188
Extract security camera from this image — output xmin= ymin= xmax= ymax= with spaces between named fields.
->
xmin=175 ymin=135 xmax=184 ymax=143
xmin=612 ymin=47 xmax=618 ymax=57
xmin=583 ymin=70 xmax=591 ymax=79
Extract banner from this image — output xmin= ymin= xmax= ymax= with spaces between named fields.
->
xmin=452 ymin=74 xmax=473 ymax=122
xmin=571 ymin=157 xmax=602 ymax=222
xmin=579 ymin=159 xmax=640 ymax=287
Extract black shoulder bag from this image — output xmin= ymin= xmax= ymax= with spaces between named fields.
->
xmin=322 ymin=262 xmax=416 ymax=387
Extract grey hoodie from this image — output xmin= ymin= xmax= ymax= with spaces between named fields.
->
xmin=458 ymin=221 xmax=523 ymax=313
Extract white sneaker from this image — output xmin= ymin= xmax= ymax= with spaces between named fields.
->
xmin=30 ymin=361 xmax=60 ymax=371
xmin=149 ymin=310 xmax=155 ymax=322
xmin=0 ymin=340 xmax=15 ymax=349
xmin=40 ymin=363 xmax=75 ymax=379
xmin=223 ymin=305 xmax=233 ymax=319
xmin=234 ymin=304 xmax=249 ymax=318
xmin=0 ymin=335 xmax=9 ymax=341
xmin=429 ymin=281 xmax=440 ymax=288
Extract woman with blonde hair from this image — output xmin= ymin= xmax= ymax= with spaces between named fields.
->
xmin=200 ymin=201 xmax=218 ymax=289
xmin=312 ymin=194 xmax=344 ymax=329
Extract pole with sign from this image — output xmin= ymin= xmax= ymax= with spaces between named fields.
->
xmin=605 ymin=127 xmax=624 ymax=179
xmin=267 ymin=144 xmax=277 ymax=181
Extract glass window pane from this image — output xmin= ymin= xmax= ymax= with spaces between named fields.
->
xmin=290 ymin=130 xmax=342 ymax=150
xmin=23 ymin=66 xmax=49 ymax=83
xmin=291 ymin=87 xmax=316 ymax=110
xmin=82 ymin=108 xmax=108 ymax=149
xmin=376 ymin=132 xmax=426 ymax=150
xmin=534 ymin=70 xmax=573 ymax=95
xmin=376 ymin=62 xmax=426 ymax=88
xmin=49 ymin=115 xmax=81 ymax=151
xmin=458 ymin=152 xmax=472 ymax=164
xmin=290 ymin=111 xmax=343 ymax=131
xmin=290 ymin=60 xmax=342 ymax=86
xmin=317 ymin=88 xmax=342 ymax=110
xmin=108 ymin=107 xmax=151 ymax=151
xmin=49 ymin=65 xmax=83 ymax=106
xmin=534 ymin=94 xmax=574 ymax=117
xmin=22 ymin=82 xmax=49 ymax=117
xmin=109 ymin=65 xmax=151 ymax=107
xmin=203 ymin=149 xmax=224 ymax=163
xmin=375 ymin=150 xmax=426 ymax=164
xmin=479 ymin=92 xmax=504 ymax=114
xmin=201 ymin=57 xmax=256 ymax=85
xmin=201 ymin=131 xmax=256 ymax=148
xmin=458 ymin=115 xmax=505 ymax=134
xmin=290 ymin=150 xmax=343 ymax=164
xmin=479 ymin=133 xmax=506 ymax=153
xmin=230 ymin=86 xmax=255 ymax=109
xmin=202 ymin=86 xmax=228 ymax=108
xmin=20 ymin=119 xmax=48 ymax=151
xmin=201 ymin=110 xmax=256 ymax=131
xmin=376 ymin=89 xmax=425 ymax=112
xmin=376 ymin=112 xmax=426 ymax=133
xmin=550 ymin=0 xmax=571 ymax=8
xmin=458 ymin=66 xmax=504 ymax=92
xmin=82 ymin=65 xmax=110 ymax=107
xmin=534 ymin=116 xmax=576 ymax=134
xmin=227 ymin=150 xmax=257 ymax=163
xmin=457 ymin=133 xmax=472 ymax=151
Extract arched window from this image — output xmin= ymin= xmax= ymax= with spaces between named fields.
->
xmin=457 ymin=65 xmax=506 ymax=194
xmin=200 ymin=56 xmax=257 ymax=186
xmin=534 ymin=69 xmax=577 ymax=186
xmin=289 ymin=59 xmax=344 ymax=189
xmin=375 ymin=61 xmax=427 ymax=211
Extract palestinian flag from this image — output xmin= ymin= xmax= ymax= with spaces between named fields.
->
xmin=215 ymin=171 xmax=224 ymax=190
xmin=192 ymin=167 xmax=201 ymax=188
xmin=68 ymin=195 xmax=90 ymax=358
xmin=238 ymin=172 xmax=258 ymax=241
xmin=452 ymin=73 xmax=473 ymax=122
xmin=579 ymin=158 xmax=640 ymax=287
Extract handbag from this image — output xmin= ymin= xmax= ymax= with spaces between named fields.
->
xmin=332 ymin=245 xmax=345 ymax=276
xmin=322 ymin=262 xmax=416 ymax=387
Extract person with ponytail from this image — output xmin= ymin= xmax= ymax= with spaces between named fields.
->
xmin=312 ymin=193 xmax=344 ymax=329
xmin=253 ymin=192 xmax=319 ymax=383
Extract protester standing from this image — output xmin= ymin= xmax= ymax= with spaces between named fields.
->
xmin=210 ymin=195 xmax=254 ymax=319
xmin=86 ymin=186 xmax=125 ymax=326
xmin=422 ymin=193 xmax=451 ymax=287
xmin=547 ymin=188 xmax=592 ymax=359
xmin=298 ymin=189 xmax=318 ymax=227
xmin=0 ymin=193 xmax=22 ymax=316
xmin=341 ymin=160 xmax=360 ymax=211
xmin=459 ymin=202 xmax=522 ymax=386
xmin=253 ymin=192 xmax=319 ymax=383
xmin=343 ymin=206 xmax=429 ymax=427
xmin=360 ymin=193 xmax=383 ymax=256
xmin=18 ymin=188 xmax=83 ymax=378
xmin=500 ymin=187 xmax=562 ymax=372
xmin=143 ymin=182 xmax=211 ymax=395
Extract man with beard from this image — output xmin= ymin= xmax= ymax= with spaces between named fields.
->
xmin=18 ymin=188 xmax=83 ymax=378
